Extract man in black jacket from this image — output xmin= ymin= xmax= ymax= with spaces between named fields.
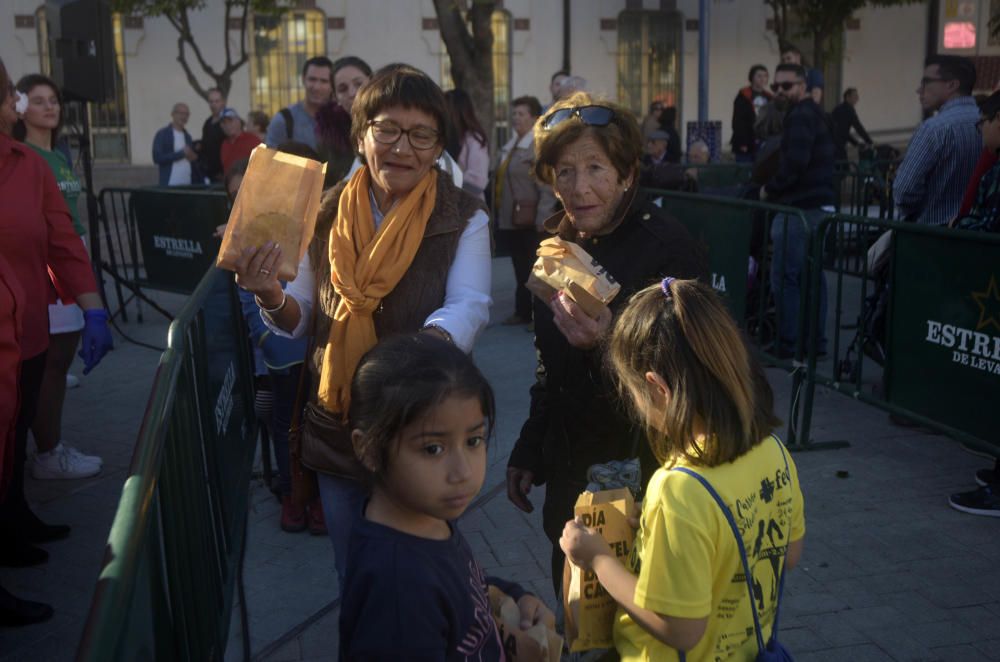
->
xmin=832 ymin=88 xmax=873 ymax=161
xmin=731 ymin=64 xmax=772 ymax=162
xmin=197 ymin=87 xmax=227 ymax=182
xmin=764 ymin=63 xmax=836 ymax=358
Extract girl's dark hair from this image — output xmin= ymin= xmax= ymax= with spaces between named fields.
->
xmin=333 ymin=55 xmax=373 ymax=79
xmin=350 ymin=334 xmax=496 ymax=476
xmin=659 ymin=106 xmax=677 ymax=129
xmin=13 ymin=74 xmax=63 ymax=146
xmin=608 ymin=279 xmax=781 ymax=467
xmin=444 ymin=88 xmax=487 ymax=160
xmin=748 ymin=64 xmax=768 ymax=83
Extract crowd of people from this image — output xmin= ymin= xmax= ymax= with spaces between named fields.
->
xmin=1 ymin=34 xmax=996 ymax=662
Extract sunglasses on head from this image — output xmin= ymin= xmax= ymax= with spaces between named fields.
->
xmin=770 ymin=81 xmax=801 ymax=92
xmin=541 ymin=105 xmax=617 ymax=131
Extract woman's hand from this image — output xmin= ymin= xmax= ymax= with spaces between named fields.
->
xmin=516 ymin=594 xmax=555 ymax=630
xmin=550 ymin=291 xmax=612 ymax=350
xmin=506 ymin=467 xmax=535 ymax=513
xmin=560 ymin=516 xmax=612 ymax=572
xmin=234 ymin=242 xmax=283 ymax=304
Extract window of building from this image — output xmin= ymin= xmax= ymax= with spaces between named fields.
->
xmin=617 ymin=10 xmax=683 ymax=122
xmin=440 ymin=9 xmax=513 ymax=151
xmin=40 ymin=9 xmax=131 ymax=162
xmin=250 ymin=9 xmax=326 ymax=117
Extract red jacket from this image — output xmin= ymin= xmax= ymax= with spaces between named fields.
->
xmin=0 ymin=133 xmax=96 ymax=358
xmin=221 ymin=132 xmax=262 ymax=177
xmin=958 ymin=148 xmax=998 ymax=217
xmin=0 ymin=252 xmax=24 ymax=498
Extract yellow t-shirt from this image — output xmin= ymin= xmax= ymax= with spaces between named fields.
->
xmin=613 ymin=435 xmax=805 ymax=662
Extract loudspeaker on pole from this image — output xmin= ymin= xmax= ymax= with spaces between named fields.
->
xmin=45 ymin=0 xmax=116 ymax=103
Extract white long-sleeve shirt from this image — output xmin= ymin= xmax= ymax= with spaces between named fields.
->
xmin=262 ymin=189 xmax=492 ymax=353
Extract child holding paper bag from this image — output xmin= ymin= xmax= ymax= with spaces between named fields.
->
xmin=560 ymin=279 xmax=806 ymax=661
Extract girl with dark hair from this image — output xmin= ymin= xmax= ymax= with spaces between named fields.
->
xmin=0 ymin=55 xmax=112 ymax=626
xmin=561 ymin=278 xmax=804 ymax=661
xmin=444 ymin=88 xmax=489 ymax=199
xmin=339 ymin=333 xmax=553 ymax=659
xmin=315 ymin=55 xmax=372 ymax=182
xmin=15 ymin=74 xmax=104 ymax=479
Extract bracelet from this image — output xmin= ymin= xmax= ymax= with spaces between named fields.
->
xmin=422 ymin=324 xmax=454 ymax=344
xmin=257 ymin=292 xmax=287 ymax=314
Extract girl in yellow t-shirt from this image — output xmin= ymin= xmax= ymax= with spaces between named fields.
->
xmin=560 ymin=277 xmax=805 ymax=661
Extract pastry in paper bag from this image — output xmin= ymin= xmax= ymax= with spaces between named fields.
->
xmin=525 ymin=237 xmax=620 ymax=318
xmin=562 ymin=487 xmax=635 ymax=652
xmin=216 ymin=144 xmax=327 ymax=281
xmin=487 ymin=586 xmax=563 ymax=662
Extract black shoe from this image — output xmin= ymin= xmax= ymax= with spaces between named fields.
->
xmin=975 ymin=468 xmax=997 ymax=488
xmin=15 ymin=508 xmax=70 ymax=543
xmin=0 ymin=541 xmax=49 ymax=568
xmin=0 ymin=587 xmax=53 ymax=627
xmin=949 ymin=486 xmax=1000 ymax=518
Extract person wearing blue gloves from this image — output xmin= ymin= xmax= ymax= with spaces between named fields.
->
xmin=0 ymin=56 xmax=113 ymax=579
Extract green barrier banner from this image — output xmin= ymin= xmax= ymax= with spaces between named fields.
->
xmin=656 ymin=196 xmax=752 ymax=321
xmin=131 ymin=189 xmax=227 ymax=293
xmin=887 ymin=231 xmax=1000 ymax=444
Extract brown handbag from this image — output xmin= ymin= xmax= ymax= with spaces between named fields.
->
xmin=508 ymin=161 xmax=539 ymax=229
xmin=299 ymin=401 xmax=366 ymax=480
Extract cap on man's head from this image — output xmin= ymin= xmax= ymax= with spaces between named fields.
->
xmin=647 ymin=130 xmax=669 ymax=141
xmin=220 ymin=107 xmax=241 ymax=120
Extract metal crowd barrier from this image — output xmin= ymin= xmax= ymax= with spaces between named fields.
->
xmin=77 ymin=268 xmax=258 ymax=661
xmin=795 ymin=215 xmax=999 ymax=457
xmin=648 ymin=190 xmax=827 ymax=448
xmin=92 ymin=187 xmax=229 ymax=322
xmin=685 ymin=162 xmax=753 ymax=197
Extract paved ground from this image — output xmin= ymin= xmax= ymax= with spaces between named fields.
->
xmin=1 ymin=256 xmax=998 ymax=662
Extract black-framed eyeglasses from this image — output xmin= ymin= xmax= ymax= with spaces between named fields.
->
xmin=920 ymin=76 xmax=948 ymax=88
xmin=367 ymin=119 xmax=440 ymax=150
xmin=541 ymin=105 xmax=617 ymax=131
xmin=770 ymin=81 xmax=801 ymax=92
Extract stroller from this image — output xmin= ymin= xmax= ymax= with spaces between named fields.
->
xmin=836 ymin=231 xmax=893 ymax=383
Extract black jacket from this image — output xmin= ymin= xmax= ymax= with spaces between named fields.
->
xmin=732 ymin=86 xmax=772 ymax=156
xmin=199 ymin=115 xmax=226 ymax=182
xmin=508 ymin=190 xmax=707 ymax=533
xmin=831 ymin=101 xmax=872 ymax=160
xmin=765 ymin=98 xmax=836 ymax=209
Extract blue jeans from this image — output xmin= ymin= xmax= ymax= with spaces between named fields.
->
xmin=770 ymin=209 xmax=828 ymax=355
xmin=317 ymin=472 xmax=367 ymax=588
xmin=268 ymin=365 xmax=302 ymax=496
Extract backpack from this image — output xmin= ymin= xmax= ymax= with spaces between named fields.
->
xmin=280 ymin=108 xmax=294 ymax=141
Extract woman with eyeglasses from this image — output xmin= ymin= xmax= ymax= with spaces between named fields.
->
xmin=0 ymin=56 xmax=112 ymax=626
xmin=13 ymin=74 xmax=104 ymax=481
xmin=234 ymin=64 xmax=491 ymax=587
xmin=505 ymin=92 xmax=707 ymax=596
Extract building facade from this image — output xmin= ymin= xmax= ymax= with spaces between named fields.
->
xmin=0 ymin=0 xmax=994 ymax=167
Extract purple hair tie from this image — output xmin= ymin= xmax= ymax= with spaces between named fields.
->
xmin=661 ymin=277 xmax=676 ymax=299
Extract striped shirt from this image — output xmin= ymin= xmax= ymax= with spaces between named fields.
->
xmin=893 ymin=96 xmax=982 ymax=225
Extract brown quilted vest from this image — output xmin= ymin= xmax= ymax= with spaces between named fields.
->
xmin=305 ymin=172 xmax=485 ymax=407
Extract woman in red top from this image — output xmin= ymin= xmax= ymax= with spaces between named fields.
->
xmin=0 ymin=58 xmax=112 ymax=576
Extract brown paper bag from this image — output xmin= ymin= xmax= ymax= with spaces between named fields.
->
xmin=487 ymin=586 xmax=563 ymax=662
xmin=525 ymin=237 xmax=621 ymax=318
xmin=562 ymin=487 xmax=636 ymax=653
xmin=216 ymin=144 xmax=327 ymax=281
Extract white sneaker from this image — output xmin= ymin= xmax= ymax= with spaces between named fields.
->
xmin=62 ymin=443 xmax=103 ymax=468
xmin=32 ymin=443 xmax=101 ymax=480
xmin=66 ymin=373 xmax=80 ymax=389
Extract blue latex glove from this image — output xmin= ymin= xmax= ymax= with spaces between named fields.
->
xmin=78 ymin=309 xmax=114 ymax=375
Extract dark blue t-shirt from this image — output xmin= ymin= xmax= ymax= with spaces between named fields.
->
xmin=339 ymin=514 xmax=508 ymax=661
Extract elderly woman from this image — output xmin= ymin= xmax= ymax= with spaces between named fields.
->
xmin=235 ymin=64 xmax=491 ymax=584
xmin=0 ymin=56 xmax=112 ymax=622
xmin=494 ymin=95 xmax=556 ymax=325
xmin=505 ymin=93 xmax=707 ymax=593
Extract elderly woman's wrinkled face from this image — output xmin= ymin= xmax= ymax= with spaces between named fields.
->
xmin=361 ymin=105 xmax=441 ymax=200
xmin=551 ymin=133 xmax=632 ymax=235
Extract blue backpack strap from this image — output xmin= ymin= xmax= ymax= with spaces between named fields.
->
xmin=672 ymin=466 xmax=767 ymax=657
xmin=769 ymin=435 xmax=793 ymax=639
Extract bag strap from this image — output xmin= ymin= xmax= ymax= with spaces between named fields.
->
xmin=280 ymin=108 xmax=294 ymax=141
xmin=670 ymin=436 xmax=794 ymax=660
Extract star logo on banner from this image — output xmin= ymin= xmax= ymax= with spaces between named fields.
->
xmin=972 ymin=275 xmax=1000 ymax=333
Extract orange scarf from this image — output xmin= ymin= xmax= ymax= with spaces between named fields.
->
xmin=317 ymin=166 xmax=438 ymax=413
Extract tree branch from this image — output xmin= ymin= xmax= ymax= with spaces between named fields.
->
xmin=176 ymin=35 xmax=209 ymax=99
xmin=176 ymin=7 xmax=221 ymax=96
xmin=223 ymin=0 xmax=233 ymax=71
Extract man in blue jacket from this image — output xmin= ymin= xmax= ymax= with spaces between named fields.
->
xmin=763 ymin=63 xmax=836 ymax=358
xmin=152 ymin=103 xmax=198 ymax=186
